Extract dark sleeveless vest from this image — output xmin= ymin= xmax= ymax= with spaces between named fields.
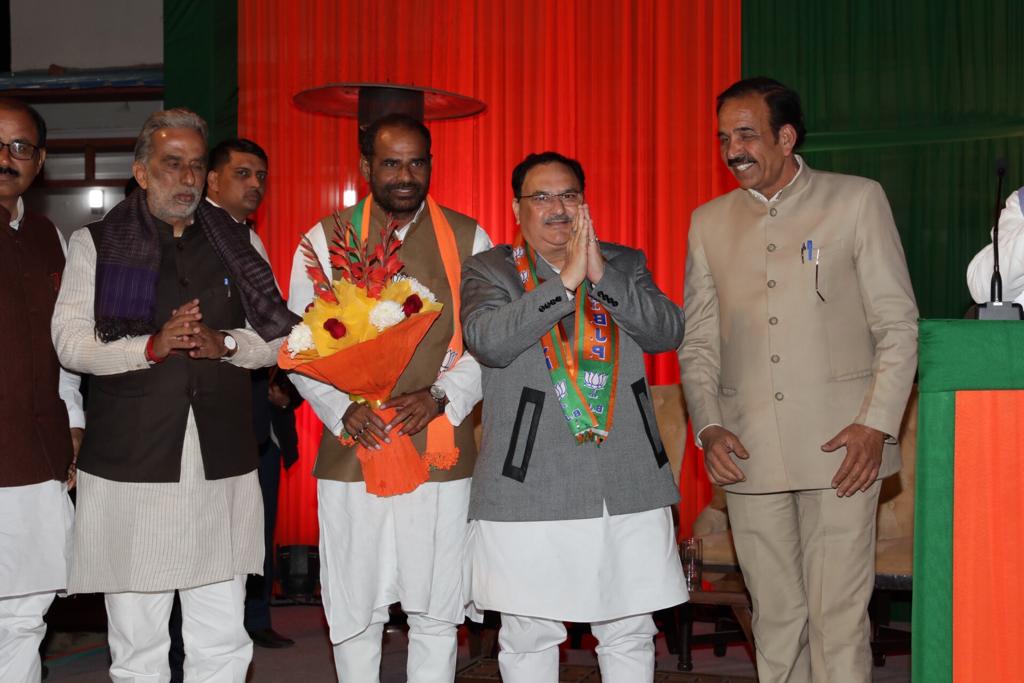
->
xmin=78 ymin=216 xmax=256 ymax=482
xmin=313 ymin=201 xmax=480 ymax=483
xmin=0 ymin=207 xmax=74 ymax=487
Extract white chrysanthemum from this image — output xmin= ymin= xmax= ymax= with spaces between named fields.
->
xmin=286 ymin=323 xmax=315 ymax=358
xmin=369 ymin=300 xmax=405 ymax=332
xmin=393 ymin=274 xmax=437 ymax=303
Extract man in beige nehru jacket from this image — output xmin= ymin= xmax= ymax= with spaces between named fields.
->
xmin=679 ymin=77 xmax=918 ymax=682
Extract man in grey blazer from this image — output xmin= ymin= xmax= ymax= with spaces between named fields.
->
xmin=461 ymin=152 xmax=688 ymax=683
xmin=679 ymin=78 xmax=918 ymax=682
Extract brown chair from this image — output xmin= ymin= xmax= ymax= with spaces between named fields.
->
xmin=651 ymin=385 xmax=750 ymax=670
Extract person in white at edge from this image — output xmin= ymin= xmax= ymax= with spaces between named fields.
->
xmin=287 ymin=113 xmax=490 ymax=682
xmin=967 ymin=187 xmax=1024 ymax=304
xmin=0 ymin=98 xmax=84 ymax=683
xmin=52 ymin=108 xmax=295 ymax=682
xmin=459 ymin=152 xmax=688 ymax=683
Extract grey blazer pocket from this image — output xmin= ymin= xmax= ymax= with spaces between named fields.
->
xmin=631 ymin=379 xmax=668 ymax=468
xmin=502 ymin=387 xmax=546 ymax=482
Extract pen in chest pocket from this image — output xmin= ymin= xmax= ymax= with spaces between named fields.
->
xmin=814 ymin=249 xmax=825 ymax=302
xmin=800 ymin=239 xmax=814 ymax=264
xmin=224 ymin=277 xmax=231 ymax=298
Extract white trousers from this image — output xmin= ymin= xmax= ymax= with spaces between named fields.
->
xmin=497 ymin=613 xmax=657 ymax=683
xmin=104 ymin=576 xmax=250 ymax=683
xmin=0 ymin=591 xmax=55 ymax=683
xmin=331 ymin=604 xmax=457 ymax=683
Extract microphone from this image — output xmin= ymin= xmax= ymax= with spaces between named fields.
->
xmin=977 ymin=158 xmax=1024 ymax=320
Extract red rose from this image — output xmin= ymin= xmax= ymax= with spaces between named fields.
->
xmin=402 ymin=294 xmax=424 ymax=317
xmin=323 ymin=318 xmax=347 ymax=339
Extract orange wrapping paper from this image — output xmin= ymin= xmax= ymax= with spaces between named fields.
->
xmin=278 ymin=310 xmax=445 ymax=496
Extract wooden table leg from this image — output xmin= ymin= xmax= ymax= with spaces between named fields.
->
xmin=731 ymin=604 xmax=755 ymax=652
xmin=677 ymin=602 xmax=694 ymax=671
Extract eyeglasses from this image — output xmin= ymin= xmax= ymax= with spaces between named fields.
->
xmin=0 ymin=139 xmax=40 ymax=161
xmin=517 ymin=191 xmax=583 ymax=206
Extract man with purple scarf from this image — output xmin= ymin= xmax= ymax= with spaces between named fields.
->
xmin=52 ymin=108 xmax=297 ymax=682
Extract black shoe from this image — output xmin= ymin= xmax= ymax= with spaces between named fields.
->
xmin=248 ymin=628 xmax=296 ymax=649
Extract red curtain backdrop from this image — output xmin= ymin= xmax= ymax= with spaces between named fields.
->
xmin=238 ymin=0 xmax=740 ymax=547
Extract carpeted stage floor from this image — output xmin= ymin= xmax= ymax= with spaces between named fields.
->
xmin=42 ymin=604 xmax=910 ymax=682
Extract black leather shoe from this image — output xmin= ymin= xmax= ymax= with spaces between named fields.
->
xmin=248 ymin=628 xmax=296 ymax=649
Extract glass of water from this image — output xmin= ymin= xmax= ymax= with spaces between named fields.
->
xmin=681 ymin=537 xmax=703 ymax=591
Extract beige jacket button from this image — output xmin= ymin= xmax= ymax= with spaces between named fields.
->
xmin=775 ymin=392 xmax=784 ymax=401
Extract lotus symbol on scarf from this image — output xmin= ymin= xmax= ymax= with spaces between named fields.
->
xmin=554 ymin=379 xmax=568 ymax=400
xmin=583 ymin=371 xmax=609 ymax=395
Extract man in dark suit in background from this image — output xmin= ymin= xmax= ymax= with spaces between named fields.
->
xmin=206 ymin=138 xmax=302 ymax=648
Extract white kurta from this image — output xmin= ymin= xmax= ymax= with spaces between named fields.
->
xmin=464 ymin=256 xmax=687 ymax=622
xmin=0 ymin=199 xmax=82 ymax=599
xmin=70 ymin=410 xmax=264 ymax=594
xmin=52 ymin=226 xmax=281 ymax=594
xmin=318 ymin=479 xmax=472 ymax=642
xmin=287 ymin=204 xmax=491 ymax=640
xmin=0 ymin=481 xmax=74 ymax=598
xmin=967 ymin=188 xmax=1024 ymax=304
xmin=467 ymin=504 xmax=688 ymax=622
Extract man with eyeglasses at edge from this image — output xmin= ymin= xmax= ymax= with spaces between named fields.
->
xmin=460 ymin=151 xmax=688 ymax=683
xmin=287 ymin=113 xmax=492 ymax=683
xmin=679 ymin=77 xmax=918 ymax=682
xmin=52 ymin=108 xmax=296 ymax=682
xmin=0 ymin=98 xmax=85 ymax=683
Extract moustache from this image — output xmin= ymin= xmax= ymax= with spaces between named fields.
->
xmin=545 ymin=214 xmax=572 ymax=225
xmin=727 ymin=156 xmax=755 ymax=168
xmin=0 ymin=165 xmax=20 ymax=177
xmin=386 ymin=182 xmax=423 ymax=193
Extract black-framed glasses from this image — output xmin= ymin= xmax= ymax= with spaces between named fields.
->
xmin=517 ymin=191 xmax=583 ymax=207
xmin=0 ymin=139 xmax=40 ymax=161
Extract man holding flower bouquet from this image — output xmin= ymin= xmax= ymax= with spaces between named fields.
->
xmin=286 ymin=113 xmax=491 ymax=682
xmin=460 ymin=152 xmax=688 ymax=683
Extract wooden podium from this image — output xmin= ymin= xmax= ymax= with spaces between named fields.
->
xmin=913 ymin=320 xmax=1024 ymax=682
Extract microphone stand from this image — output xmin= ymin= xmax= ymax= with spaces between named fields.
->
xmin=978 ymin=161 xmax=1024 ymax=320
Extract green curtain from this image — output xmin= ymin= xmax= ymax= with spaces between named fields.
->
xmin=742 ymin=0 xmax=1024 ymax=319
xmin=163 ymin=0 xmax=238 ymax=146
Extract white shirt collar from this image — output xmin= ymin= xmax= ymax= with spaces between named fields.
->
xmin=747 ymin=155 xmax=804 ymax=204
xmin=8 ymin=196 xmax=24 ymax=230
xmin=205 ymin=196 xmax=245 ymax=224
xmin=393 ymin=201 xmax=427 ymax=239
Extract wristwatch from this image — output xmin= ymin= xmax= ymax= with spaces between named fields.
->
xmin=222 ymin=333 xmax=238 ymax=357
xmin=429 ymin=383 xmax=447 ymax=414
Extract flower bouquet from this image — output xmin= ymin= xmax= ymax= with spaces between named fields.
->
xmin=279 ymin=213 xmax=452 ymax=496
